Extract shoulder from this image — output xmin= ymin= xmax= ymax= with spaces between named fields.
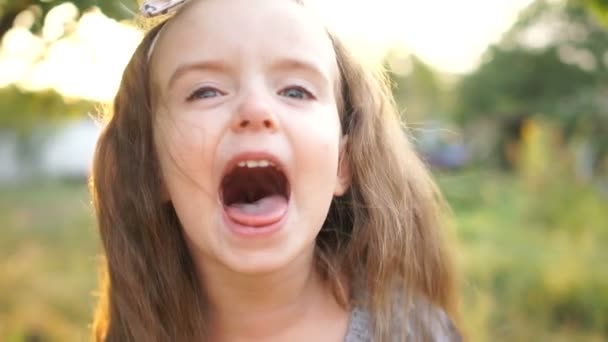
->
xmin=406 ymin=297 xmax=462 ymax=342
xmin=343 ymin=306 xmax=372 ymax=342
xmin=344 ymin=297 xmax=461 ymax=342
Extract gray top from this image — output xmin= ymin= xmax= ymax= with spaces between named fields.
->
xmin=343 ymin=305 xmax=461 ymax=342
xmin=343 ymin=307 xmax=372 ymax=342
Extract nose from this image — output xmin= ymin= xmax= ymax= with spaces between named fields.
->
xmin=231 ymin=93 xmax=279 ymax=133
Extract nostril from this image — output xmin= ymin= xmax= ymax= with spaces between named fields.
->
xmin=239 ymin=120 xmax=250 ymax=128
xmin=263 ymin=120 xmax=273 ymax=129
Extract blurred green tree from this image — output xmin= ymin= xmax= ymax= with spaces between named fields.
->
xmin=0 ymin=86 xmax=94 ymax=134
xmin=581 ymin=0 xmax=608 ymax=24
xmin=0 ymin=0 xmax=137 ymax=41
xmin=455 ymin=0 xmax=608 ymax=171
xmin=0 ymin=1 xmax=139 ymax=132
xmin=385 ymin=53 xmax=448 ymax=123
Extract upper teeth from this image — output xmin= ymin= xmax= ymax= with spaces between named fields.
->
xmin=237 ymin=160 xmax=276 ymax=168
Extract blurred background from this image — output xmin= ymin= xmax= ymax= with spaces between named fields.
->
xmin=0 ymin=0 xmax=607 ymax=341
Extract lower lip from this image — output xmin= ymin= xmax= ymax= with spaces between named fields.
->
xmin=221 ymin=204 xmax=288 ymax=238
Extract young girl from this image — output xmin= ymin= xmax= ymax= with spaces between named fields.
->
xmin=91 ymin=0 xmax=462 ymax=340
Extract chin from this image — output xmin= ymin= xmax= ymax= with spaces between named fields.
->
xmin=215 ymin=227 xmax=317 ymax=276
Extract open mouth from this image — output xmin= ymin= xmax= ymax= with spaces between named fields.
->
xmin=220 ymin=159 xmax=290 ymax=228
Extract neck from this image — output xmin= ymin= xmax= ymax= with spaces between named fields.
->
xmin=193 ymin=248 xmax=337 ymax=341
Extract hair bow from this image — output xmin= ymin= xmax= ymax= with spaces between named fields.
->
xmin=141 ymin=0 xmax=189 ymax=17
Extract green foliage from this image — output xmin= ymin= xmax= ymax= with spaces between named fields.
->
xmin=456 ymin=46 xmax=597 ymax=121
xmin=1 ymin=0 xmax=137 ymax=35
xmin=457 ymin=0 xmax=608 ymax=120
xmin=9 ymin=0 xmax=136 ymax=19
xmin=386 ymin=54 xmax=447 ymax=122
xmin=0 ymin=1 xmax=135 ymax=130
xmin=440 ymin=122 xmax=608 ymax=341
xmin=0 ymin=86 xmax=95 ymax=133
xmin=580 ymin=0 xmax=608 ymax=24
xmin=0 ymin=181 xmax=99 ymax=341
xmin=455 ymin=0 xmax=608 ymax=172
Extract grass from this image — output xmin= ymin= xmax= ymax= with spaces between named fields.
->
xmin=0 ymin=169 xmax=606 ymax=341
xmin=438 ymin=169 xmax=608 ymax=341
xmin=0 ymin=181 xmax=99 ymax=342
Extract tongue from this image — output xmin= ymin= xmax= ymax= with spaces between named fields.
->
xmin=225 ymin=195 xmax=288 ymax=227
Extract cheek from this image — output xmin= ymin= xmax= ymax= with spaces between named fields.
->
xmin=154 ymin=113 xmax=226 ymax=252
xmin=154 ymin=113 xmax=221 ymax=203
xmin=296 ymin=136 xmax=340 ymax=186
xmin=296 ymin=105 xmax=342 ymax=165
xmin=288 ymin=107 xmax=342 ymax=213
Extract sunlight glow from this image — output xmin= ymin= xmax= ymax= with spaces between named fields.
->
xmin=3 ymin=9 xmax=142 ymax=101
xmin=0 ymin=0 xmax=534 ymax=102
xmin=307 ymin=0 xmax=535 ymax=73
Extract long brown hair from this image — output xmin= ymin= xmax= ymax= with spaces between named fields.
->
xmin=91 ymin=6 xmax=461 ymax=341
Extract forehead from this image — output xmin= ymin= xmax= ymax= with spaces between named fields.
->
xmin=151 ymin=0 xmax=338 ymax=87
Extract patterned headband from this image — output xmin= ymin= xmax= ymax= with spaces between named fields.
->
xmin=141 ymin=0 xmax=304 ymax=17
xmin=142 ymin=0 xmax=305 ymax=59
xmin=141 ymin=0 xmax=189 ymax=17
xmin=142 ymin=0 xmax=190 ymax=60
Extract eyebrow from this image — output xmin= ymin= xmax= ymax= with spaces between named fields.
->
xmin=268 ymin=57 xmax=332 ymax=85
xmin=166 ymin=57 xmax=333 ymax=90
xmin=167 ymin=60 xmax=233 ymax=89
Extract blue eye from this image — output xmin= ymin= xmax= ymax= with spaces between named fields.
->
xmin=187 ymin=87 xmax=224 ymax=101
xmin=279 ymin=86 xmax=314 ymax=100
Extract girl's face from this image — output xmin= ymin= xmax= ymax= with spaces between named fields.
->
xmin=152 ymin=0 xmax=349 ymax=275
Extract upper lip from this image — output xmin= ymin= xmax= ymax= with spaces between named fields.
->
xmin=222 ymin=151 xmax=287 ymax=175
